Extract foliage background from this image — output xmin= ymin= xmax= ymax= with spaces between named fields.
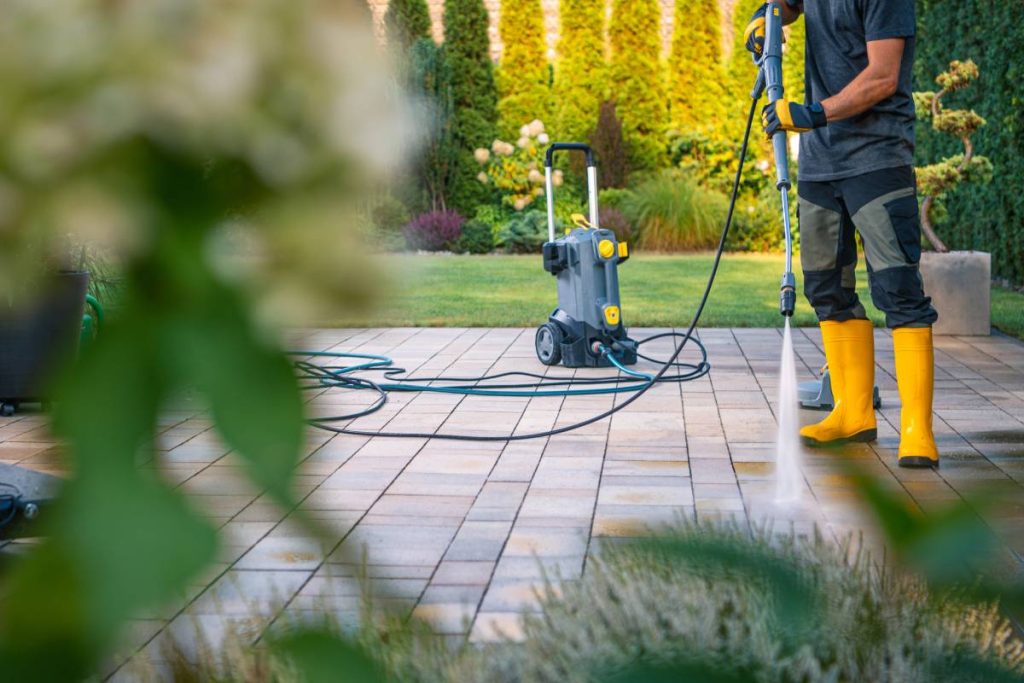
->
xmin=914 ymin=0 xmax=1024 ymax=285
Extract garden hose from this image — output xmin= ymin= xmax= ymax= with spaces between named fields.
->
xmin=297 ymin=93 xmax=761 ymax=441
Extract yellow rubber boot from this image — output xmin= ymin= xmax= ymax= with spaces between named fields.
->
xmin=800 ymin=319 xmax=878 ymax=447
xmin=894 ymin=326 xmax=939 ymax=468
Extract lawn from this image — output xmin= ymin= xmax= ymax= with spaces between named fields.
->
xmin=338 ymin=253 xmax=1024 ymax=336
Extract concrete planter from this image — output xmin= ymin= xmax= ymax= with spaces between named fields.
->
xmin=919 ymin=251 xmax=991 ymax=336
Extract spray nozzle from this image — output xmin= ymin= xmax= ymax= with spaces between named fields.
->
xmin=779 ymin=272 xmax=796 ymax=318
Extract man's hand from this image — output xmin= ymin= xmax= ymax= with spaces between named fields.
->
xmin=744 ymin=4 xmax=767 ymax=56
xmin=762 ymin=99 xmax=828 ymax=136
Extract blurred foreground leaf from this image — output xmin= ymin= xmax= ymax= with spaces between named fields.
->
xmin=167 ymin=287 xmax=304 ymax=505
xmin=272 ymin=629 xmax=386 ymax=683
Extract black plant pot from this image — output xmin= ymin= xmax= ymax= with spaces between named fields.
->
xmin=0 ymin=271 xmax=89 ymax=415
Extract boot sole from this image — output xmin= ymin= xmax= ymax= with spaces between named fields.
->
xmin=800 ymin=429 xmax=877 ymax=448
xmin=899 ymin=456 xmax=939 ymax=469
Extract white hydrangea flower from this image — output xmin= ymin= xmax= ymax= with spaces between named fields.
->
xmin=474 ymin=148 xmax=490 ymax=164
xmin=553 ymin=169 xmax=564 ymax=187
xmin=477 ymin=172 xmax=489 ymax=184
xmin=528 ymin=119 xmax=545 ymax=137
xmin=537 ymin=133 xmax=550 ymax=145
xmin=513 ymin=198 xmax=528 ymax=211
xmin=527 ymin=168 xmax=543 ymax=184
xmin=491 ymin=139 xmax=506 ymax=154
xmin=520 ymin=124 xmax=531 ymax=138
xmin=517 ymin=137 xmax=530 ymax=149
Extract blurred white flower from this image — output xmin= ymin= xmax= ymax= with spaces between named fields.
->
xmin=537 ymin=133 xmax=550 ymax=145
xmin=756 ymin=159 xmax=770 ymax=173
xmin=553 ymin=170 xmax=564 ymax=187
xmin=520 ymin=124 xmax=531 ymax=138
xmin=477 ymin=172 xmax=489 ymax=184
xmin=517 ymin=137 xmax=529 ymax=149
xmin=513 ymin=198 xmax=528 ymax=211
xmin=474 ymin=148 xmax=490 ymax=164
xmin=527 ymin=169 xmax=543 ymax=184
xmin=528 ymin=119 xmax=545 ymax=137
xmin=491 ymin=139 xmax=506 ymax=154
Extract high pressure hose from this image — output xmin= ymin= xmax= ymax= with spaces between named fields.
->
xmin=298 ymin=94 xmax=762 ymax=441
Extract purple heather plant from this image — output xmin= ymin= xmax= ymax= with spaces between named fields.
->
xmin=403 ymin=209 xmax=465 ymax=251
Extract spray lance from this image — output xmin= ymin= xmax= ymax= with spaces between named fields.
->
xmin=751 ymin=1 xmax=796 ymax=317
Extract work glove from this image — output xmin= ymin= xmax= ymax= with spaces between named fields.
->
xmin=744 ymin=4 xmax=768 ymax=56
xmin=762 ymin=99 xmax=827 ymax=136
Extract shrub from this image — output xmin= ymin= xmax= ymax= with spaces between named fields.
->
xmin=669 ymin=129 xmax=771 ymax=197
xmin=473 ymin=204 xmax=513 ymax=246
xmin=608 ymin=0 xmax=666 ymax=171
xmin=500 ymin=210 xmax=550 ymax=253
xmin=369 ymin=196 xmax=411 ymax=251
xmin=475 ymin=121 xmax=561 ymax=212
xmin=371 ymin=196 xmax=410 ymax=235
xmin=623 ymin=171 xmax=728 ymax=251
xmin=444 ymin=0 xmax=499 ymax=214
xmin=554 ymin=0 xmax=607 ymax=143
xmin=384 ymin=0 xmax=432 ymax=51
xmin=588 ymin=101 xmax=630 ymax=189
xmin=598 ymin=187 xmax=635 ymax=211
xmin=598 ymin=207 xmax=634 ymax=243
xmin=375 ymin=524 xmax=1024 ymax=682
xmin=404 ymin=210 xmax=464 ymax=251
xmin=496 ymin=0 xmax=552 ymax=136
xmin=454 ymin=219 xmax=495 ymax=254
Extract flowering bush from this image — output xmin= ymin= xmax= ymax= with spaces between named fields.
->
xmin=475 ymin=119 xmax=563 ymax=212
xmin=404 ymin=210 xmax=465 ymax=251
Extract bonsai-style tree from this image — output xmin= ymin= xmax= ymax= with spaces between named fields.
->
xmin=914 ymin=59 xmax=993 ymax=252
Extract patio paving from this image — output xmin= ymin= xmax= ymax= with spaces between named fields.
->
xmin=2 ymin=326 xmax=1024 ymax=676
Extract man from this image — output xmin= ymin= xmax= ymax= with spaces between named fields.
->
xmin=745 ymin=0 xmax=939 ymax=468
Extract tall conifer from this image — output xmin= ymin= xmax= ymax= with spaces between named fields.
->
xmin=496 ymin=0 xmax=552 ymax=135
xmin=554 ymin=0 xmax=606 ymax=142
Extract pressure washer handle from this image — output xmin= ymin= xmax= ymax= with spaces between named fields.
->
xmin=544 ymin=142 xmax=599 ymax=243
xmin=762 ymin=0 xmax=789 ymax=191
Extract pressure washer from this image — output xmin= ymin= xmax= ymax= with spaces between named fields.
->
xmin=535 ymin=143 xmax=638 ymax=368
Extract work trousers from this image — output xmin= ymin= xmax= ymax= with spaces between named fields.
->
xmin=798 ymin=165 xmax=938 ymax=329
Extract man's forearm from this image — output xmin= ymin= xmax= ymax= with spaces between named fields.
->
xmin=821 ymin=39 xmax=903 ymax=123
xmin=821 ymin=68 xmax=898 ymax=122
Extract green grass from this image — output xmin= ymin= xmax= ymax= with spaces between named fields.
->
xmin=339 ymin=253 xmax=1024 ymax=336
xmin=992 ymin=286 xmax=1024 ymax=340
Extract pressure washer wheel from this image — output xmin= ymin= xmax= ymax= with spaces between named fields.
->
xmin=535 ymin=323 xmax=563 ymax=366
xmin=0 ymin=403 xmax=14 ymax=417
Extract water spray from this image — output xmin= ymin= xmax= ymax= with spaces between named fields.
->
xmin=751 ymin=1 xmax=803 ymax=501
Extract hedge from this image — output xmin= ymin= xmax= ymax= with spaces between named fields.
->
xmin=496 ymin=0 xmax=552 ymax=136
xmin=609 ymin=0 xmax=667 ymax=171
xmin=668 ymin=0 xmax=726 ymax=136
xmin=443 ymin=0 xmax=499 ymax=215
xmin=383 ymin=0 xmax=431 ymax=50
xmin=554 ymin=0 xmax=607 ymax=143
xmin=915 ymin=0 xmax=1024 ymax=285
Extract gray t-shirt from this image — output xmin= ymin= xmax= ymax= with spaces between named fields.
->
xmin=798 ymin=0 xmax=917 ymax=181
